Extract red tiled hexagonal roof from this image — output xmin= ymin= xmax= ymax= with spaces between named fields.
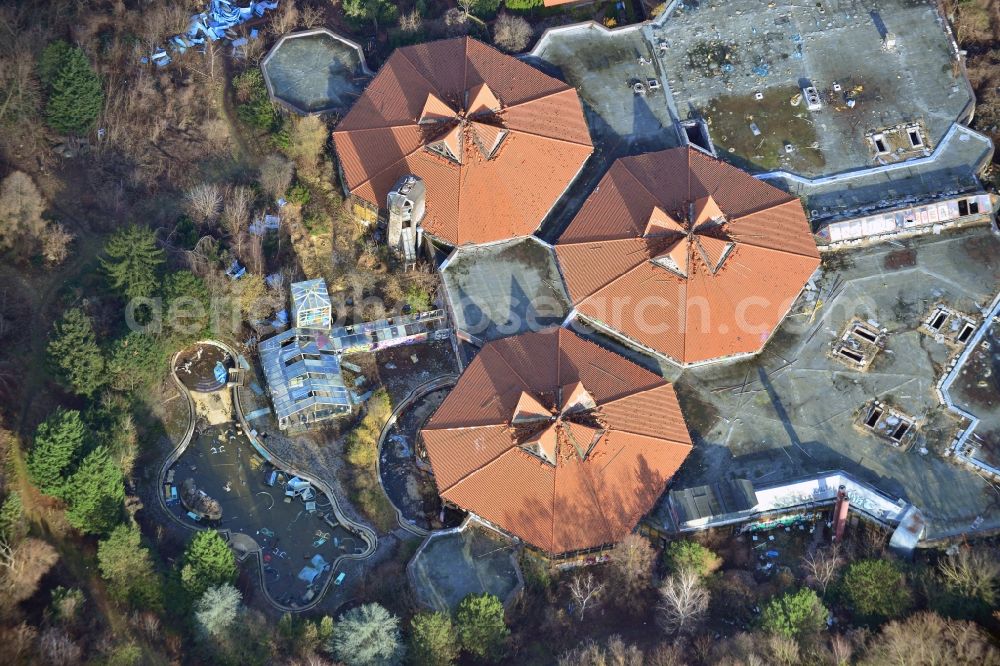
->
xmin=555 ymin=147 xmax=820 ymax=366
xmin=421 ymin=328 xmax=692 ymax=555
xmin=332 ymin=37 xmax=593 ymax=246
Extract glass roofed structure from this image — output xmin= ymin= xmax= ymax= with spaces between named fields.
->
xmin=259 ymin=327 xmax=352 ymax=431
xmin=260 ymin=278 xmax=450 ymax=432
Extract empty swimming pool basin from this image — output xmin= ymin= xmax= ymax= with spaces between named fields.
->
xmin=261 ymin=29 xmax=372 ymax=115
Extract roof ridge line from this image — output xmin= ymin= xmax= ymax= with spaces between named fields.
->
xmin=345 ymin=142 xmax=432 ymax=194
xmin=574 ymin=450 xmax=616 ymax=549
xmin=558 ymin=240 xmax=658 ymax=301
xmin=727 ymin=201 xmax=819 ymax=259
xmin=597 ymin=380 xmax=669 ymax=406
xmin=602 ymin=426 xmax=694 ymax=448
xmin=490 ymin=336 xmax=544 ymax=397
xmin=332 ymin=122 xmax=419 ymax=135
xmin=422 ymin=422 xmax=510 ymax=432
xmin=619 ymin=159 xmax=669 ymax=230
xmin=397 ymin=46 xmax=446 ymax=103
xmin=501 ymin=85 xmax=575 ymax=112
xmin=503 ymin=125 xmax=594 ymax=149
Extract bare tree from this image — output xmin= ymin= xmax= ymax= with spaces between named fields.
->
xmin=41 ymin=223 xmax=74 ymax=265
xmin=864 ymin=611 xmax=999 ymax=664
xmin=269 ymin=1 xmax=300 ymax=36
xmin=558 ymin=635 xmax=643 ymax=666
xmin=259 ymin=154 xmax=294 ymax=200
xmin=0 ymin=622 xmax=37 ymax=663
xmin=399 ymin=9 xmax=422 ymax=34
xmin=801 ymin=545 xmax=843 ymax=596
xmin=569 ymin=572 xmax=605 ymax=621
xmin=609 ymin=533 xmax=655 ymax=607
xmin=223 ymin=185 xmax=255 ymax=261
xmin=657 ymin=569 xmax=709 ymax=635
xmin=493 ymin=13 xmax=533 ymax=53
xmin=457 ymin=0 xmax=486 ymax=25
xmin=938 ymin=546 xmax=1000 ymax=604
xmin=0 ymin=170 xmax=46 ymax=251
xmin=38 ymin=627 xmax=82 ymax=666
xmin=301 ymin=5 xmax=324 ymax=29
xmin=829 ymin=633 xmax=853 ymax=666
xmin=0 ymin=537 xmax=60 ymax=609
xmin=186 ymin=182 xmax=224 ymax=227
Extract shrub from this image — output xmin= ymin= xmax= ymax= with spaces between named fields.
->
xmin=504 ymin=0 xmax=542 ymax=9
xmin=456 ymin=593 xmax=508 ymax=662
xmin=493 ymin=14 xmax=532 ymax=53
xmin=286 ymin=181 xmax=311 ymax=205
xmin=841 ymin=559 xmax=913 ymax=624
xmin=234 ymin=69 xmax=278 ymax=132
xmin=760 ymin=588 xmax=828 ymax=640
xmin=328 ymin=603 xmax=403 ymax=666
xmin=410 ymin=611 xmax=458 ymax=666
xmin=663 ymin=540 xmax=722 ymax=578
xmin=180 ymin=530 xmax=237 ymax=599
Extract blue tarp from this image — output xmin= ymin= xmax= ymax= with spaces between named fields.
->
xmin=149 ymin=1 xmax=280 ymax=67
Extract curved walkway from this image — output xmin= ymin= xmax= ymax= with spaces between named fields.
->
xmin=375 ymin=374 xmax=458 ymax=537
xmin=156 ymin=339 xmax=378 ymax=612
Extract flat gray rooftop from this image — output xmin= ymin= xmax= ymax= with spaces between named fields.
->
xmin=649 ymin=0 xmax=973 ymax=177
xmin=654 ymin=225 xmax=1000 ymax=540
xmin=408 ymin=524 xmax=521 ymax=613
xmin=764 ymin=125 xmax=992 ymax=223
xmin=951 ymin=322 xmax=1000 ymax=472
xmin=528 ymin=24 xmax=680 ymax=156
xmin=262 ymin=29 xmax=371 ymax=115
xmin=440 ymin=237 xmax=570 ymax=344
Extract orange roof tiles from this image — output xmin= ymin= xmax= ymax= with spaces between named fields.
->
xmin=333 ymin=37 xmax=593 ymax=246
xmin=556 ymin=147 xmax=820 ymax=366
xmin=421 ymin=328 xmax=692 ymax=555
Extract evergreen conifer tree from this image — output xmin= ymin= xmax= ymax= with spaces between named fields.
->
xmin=101 ymin=225 xmax=165 ymax=300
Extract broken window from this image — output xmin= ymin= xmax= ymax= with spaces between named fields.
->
xmin=852 ymin=325 xmax=878 ymax=343
xmin=969 ymin=199 xmax=980 ymax=215
xmin=838 ymin=347 xmax=864 ymax=363
xmin=890 ymin=421 xmax=910 ymax=441
xmin=872 ymin=133 xmax=888 ymax=154
xmin=865 ymin=406 xmax=883 ymax=428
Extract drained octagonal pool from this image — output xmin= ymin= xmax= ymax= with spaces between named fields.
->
xmin=261 ymin=29 xmax=371 ymax=115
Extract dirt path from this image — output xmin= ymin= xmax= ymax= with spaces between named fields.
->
xmin=6 ymin=217 xmax=105 ymax=435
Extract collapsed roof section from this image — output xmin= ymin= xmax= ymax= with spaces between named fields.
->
xmin=555 ymin=147 xmax=821 ymax=366
xmin=421 ymin=328 xmax=692 ymax=555
xmin=333 ymin=36 xmax=594 ymax=246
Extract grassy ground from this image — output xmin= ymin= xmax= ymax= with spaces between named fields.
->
xmin=701 ymin=86 xmax=825 ymax=173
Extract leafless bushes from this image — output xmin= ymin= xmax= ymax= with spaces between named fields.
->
xmin=259 ymin=154 xmax=294 ymax=200
xmin=399 ymin=9 xmax=422 ymax=34
xmin=41 ymin=223 xmax=74 ymax=265
xmin=0 ymin=537 xmax=60 ymax=611
xmin=269 ymin=1 xmax=300 ymax=36
xmin=493 ymin=14 xmax=533 ymax=53
xmin=185 ymin=183 xmax=224 ymax=227
xmin=801 ymin=545 xmax=843 ymax=596
xmin=608 ymin=533 xmax=656 ymax=610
